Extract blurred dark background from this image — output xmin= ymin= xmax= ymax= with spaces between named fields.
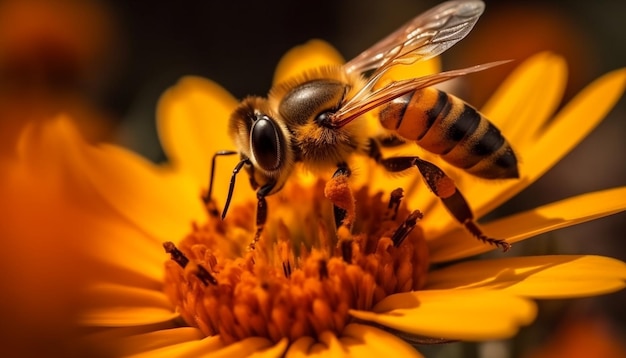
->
xmin=1 ymin=0 xmax=624 ymax=357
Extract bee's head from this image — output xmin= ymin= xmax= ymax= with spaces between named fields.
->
xmin=228 ymin=96 xmax=295 ymax=193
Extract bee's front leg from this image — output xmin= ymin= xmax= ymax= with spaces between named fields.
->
xmin=249 ymin=182 xmax=275 ymax=251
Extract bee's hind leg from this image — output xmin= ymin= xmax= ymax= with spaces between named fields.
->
xmin=368 ymin=140 xmax=510 ymax=252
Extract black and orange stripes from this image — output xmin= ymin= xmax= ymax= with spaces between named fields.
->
xmin=379 ymin=87 xmax=518 ymax=179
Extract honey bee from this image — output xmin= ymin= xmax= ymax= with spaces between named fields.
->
xmin=206 ymin=0 xmax=516 ymax=251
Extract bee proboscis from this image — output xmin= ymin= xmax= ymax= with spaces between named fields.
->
xmin=206 ymin=0 xmax=516 ymax=252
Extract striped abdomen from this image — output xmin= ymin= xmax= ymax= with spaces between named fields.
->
xmin=379 ymin=87 xmax=518 ymax=179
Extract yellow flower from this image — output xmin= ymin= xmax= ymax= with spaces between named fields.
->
xmin=29 ymin=40 xmax=625 ymax=356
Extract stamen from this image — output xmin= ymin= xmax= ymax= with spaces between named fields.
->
xmin=282 ymin=260 xmax=292 ymax=278
xmin=387 ymin=188 xmax=404 ymax=220
xmin=163 ymin=241 xmax=189 ymax=267
xmin=391 ymin=210 xmax=423 ymax=247
xmin=187 ymin=262 xmax=218 ymax=286
xmin=207 ymin=253 xmax=218 ymax=272
xmin=318 ymin=259 xmax=329 ymax=279
xmin=163 ymin=241 xmax=217 ymax=286
xmin=340 ymin=239 xmax=353 ymax=263
xmin=197 ymin=266 xmax=218 ymax=286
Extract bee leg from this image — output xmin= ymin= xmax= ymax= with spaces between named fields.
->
xmin=203 ymin=150 xmax=238 ymax=211
xmin=220 ymin=156 xmax=252 ymax=220
xmin=328 ymin=163 xmax=353 ymax=230
xmin=249 ymin=182 xmax=275 ymax=251
xmin=377 ymin=154 xmax=510 ymax=252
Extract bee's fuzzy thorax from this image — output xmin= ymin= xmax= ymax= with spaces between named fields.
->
xmin=267 ymin=65 xmax=364 ymax=103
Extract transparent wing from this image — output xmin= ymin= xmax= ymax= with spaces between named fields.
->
xmin=343 ymin=0 xmax=485 ymax=76
xmin=331 ymin=61 xmax=509 ymax=128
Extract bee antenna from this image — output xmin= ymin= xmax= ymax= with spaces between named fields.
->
xmin=221 ymin=157 xmax=251 ymax=220
xmin=205 ymin=150 xmax=238 ymax=205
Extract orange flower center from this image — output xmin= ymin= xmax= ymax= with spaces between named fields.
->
xmin=163 ymin=176 xmax=429 ymax=344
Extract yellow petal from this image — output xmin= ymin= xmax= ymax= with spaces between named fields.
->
xmin=285 ymin=326 xmax=424 ymax=358
xmin=117 ymin=327 xmax=204 ymax=357
xmin=481 ymin=52 xmax=566 ymax=142
xmin=510 ymin=58 xmax=567 ymax=148
xmin=523 ymin=66 xmax=626 ymax=178
xmin=81 ymin=283 xmax=177 ymax=326
xmin=156 ymin=76 xmax=240 ymax=188
xmin=126 ymin=335 xmax=224 ymax=358
xmin=429 ymin=187 xmax=626 ymax=262
xmin=304 ymin=331 xmax=346 ymax=358
xmin=87 ymin=217 xmax=165 ymax=288
xmin=285 ymin=336 xmax=316 ymax=358
xmin=18 ymin=117 xmax=208 ymax=243
xmin=273 ymin=39 xmax=345 ymax=85
xmin=426 ymin=255 xmax=626 ymax=298
xmin=79 ymin=143 xmax=208 ymax=242
xmin=207 ymin=337 xmax=276 ymax=358
xmin=350 ymin=289 xmax=536 ymax=341
xmin=83 ymin=306 xmax=178 ymax=328
xmin=249 ymin=338 xmax=289 ymax=358
xmin=286 ymin=332 xmax=349 ymax=358
xmin=340 ymin=324 xmax=424 ymax=358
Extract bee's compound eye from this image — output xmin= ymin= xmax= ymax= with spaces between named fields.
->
xmin=250 ymin=116 xmax=282 ymax=171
